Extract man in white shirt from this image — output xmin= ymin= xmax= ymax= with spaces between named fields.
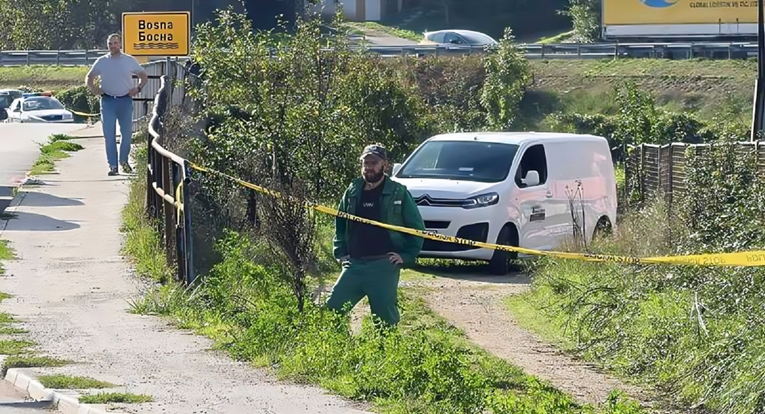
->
xmin=85 ymin=33 xmax=148 ymax=176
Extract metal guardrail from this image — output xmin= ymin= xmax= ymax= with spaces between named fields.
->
xmin=0 ymin=41 xmax=760 ymax=66
xmin=146 ymin=72 xmax=195 ymax=285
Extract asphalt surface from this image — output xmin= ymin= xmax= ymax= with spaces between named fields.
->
xmin=0 ymin=123 xmax=83 ymax=214
xmin=0 ymin=380 xmax=57 ymax=413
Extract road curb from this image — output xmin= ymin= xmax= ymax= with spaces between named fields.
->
xmin=3 ymin=368 xmax=108 ymax=414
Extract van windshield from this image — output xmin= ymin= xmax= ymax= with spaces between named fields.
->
xmin=397 ymin=140 xmax=519 ymax=183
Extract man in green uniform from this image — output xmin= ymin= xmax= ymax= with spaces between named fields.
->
xmin=326 ymin=143 xmax=425 ymax=326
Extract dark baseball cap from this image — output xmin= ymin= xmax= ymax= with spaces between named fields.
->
xmin=360 ymin=144 xmax=387 ymax=160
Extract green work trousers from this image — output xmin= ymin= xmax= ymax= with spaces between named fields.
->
xmin=325 ymin=257 xmax=401 ymax=326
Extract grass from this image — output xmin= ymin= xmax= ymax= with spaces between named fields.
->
xmin=29 ymin=134 xmax=84 ymax=175
xmin=0 ymin=291 xmax=25 ymax=334
xmin=119 ymin=149 xmax=172 ymax=285
xmin=78 ymin=392 xmax=152 ymax=404
xmin=527 ymin=58 xmax=756 ymax=120
xmin=0 ymin=240 xmax=14 ymax=275
xmin=0 ymin=339 xmax=34 ymax=355
xmin=2 ymin=355 xmax=69 ymax=376
xmin=0 ymin=66 xmax=88 ymax=90
xmin=508 ymin=168 xmax=765 ymax=414
xmin=38 ymin=374 xmax=114 ymax=389
xmin=342 ymin=21 xmax=422 ymax=41
xmin=120 ymin=149 xmax=646 ymax=414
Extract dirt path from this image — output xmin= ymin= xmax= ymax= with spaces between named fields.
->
xmin=400 ymin=267 xmax=665 ymax=411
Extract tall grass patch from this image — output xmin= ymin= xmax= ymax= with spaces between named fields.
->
xmin=513 ymin=143 xmax=765 ymax=413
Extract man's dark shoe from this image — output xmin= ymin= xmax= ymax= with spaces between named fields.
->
xmin=108 ymin=166 xmax=119 ymax=176
xmin=121 ymin=162 xmax=133 ymax=174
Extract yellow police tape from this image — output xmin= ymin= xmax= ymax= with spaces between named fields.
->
xmin=69 ymin=110 xmax=100 ymax=118
xmin=188 ymin=162 xmax=765 ymax=267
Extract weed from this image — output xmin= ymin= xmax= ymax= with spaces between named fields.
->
xmin=0 ymin=241 xmax=13 ymax=261
xmin=41 ymin=141 xmax=83 ymax=153
xmin=28 ymin=134 xmax=84 ymax=175
xmin=78 ymin=392 xmax=152 ymax=404
xmin=0 ymin=339 xmax=34 ymax=355
xmin=2 ymin=355 xmax=69 ymax=376
xmin=39 ymin=374 xmax=114 ymax=389
xmin=48 ymin=134 xmax=75 ymax=142
xmin=0 ymin=241 xmax=14 ymax=275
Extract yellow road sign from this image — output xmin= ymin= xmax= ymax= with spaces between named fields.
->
xmin=122 ymin=11 xmax=190 ymax=57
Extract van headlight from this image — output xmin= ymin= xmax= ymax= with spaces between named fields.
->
xmin=462 ymin=192 xmax=499 ymax=209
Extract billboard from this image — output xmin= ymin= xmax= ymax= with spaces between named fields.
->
xmin=603 ymin=0 xmax=759 ymax=25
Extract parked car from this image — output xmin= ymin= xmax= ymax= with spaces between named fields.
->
xmin=390 ymin=132 xmax=617 ymax=275
xmin=420 ymin=30 xmax=498 ymax=48
xmin=5 ymin=92 xmax=74 ymax=123
xmin=0 ymin=89 xmax=23 ymax=122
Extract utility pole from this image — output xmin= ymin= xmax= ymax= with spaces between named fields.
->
xmin=751 ymin=0 xmax=765 ymax=141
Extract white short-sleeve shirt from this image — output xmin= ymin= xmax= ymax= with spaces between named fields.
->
xmin=87 ymin=53 xmax=145 ymax=97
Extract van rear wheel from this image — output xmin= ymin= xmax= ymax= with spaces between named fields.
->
xmin=488 ymin=225 xmax=518 ymax=275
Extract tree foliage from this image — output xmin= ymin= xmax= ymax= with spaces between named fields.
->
xmin=561 ymin=0 xmax=601 ymax=42
xmin=182 ymin=8 xmax=531 ymax=309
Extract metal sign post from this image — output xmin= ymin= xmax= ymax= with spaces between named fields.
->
xmin=752 ymin=0 xmax=765 ymax=141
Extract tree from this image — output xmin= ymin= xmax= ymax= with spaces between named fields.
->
xmin=560 ymin=0 xmax=601 ymax=43
xmin=188 ymin=8 xmax=427 ymax=311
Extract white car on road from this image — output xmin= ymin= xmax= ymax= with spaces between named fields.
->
xmin=420 ymin=30 xmax=498 ymax=48
xmin=4 ymin=93 xmax=74 ymax=123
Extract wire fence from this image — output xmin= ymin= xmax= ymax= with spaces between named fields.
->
xmin=624 ymin=141 xmax=765 ymax=209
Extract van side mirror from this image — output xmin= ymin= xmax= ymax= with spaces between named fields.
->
xmin=521 ymin=170 xmax=540 ymax=187
xmin=392 ymin=163 xmax=402 ymax=176
xmin=13 ymin=107 xmax=20 ymax=112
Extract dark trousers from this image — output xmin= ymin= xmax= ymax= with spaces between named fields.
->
xmin=325 ymin=257 xmax=401 ymax=326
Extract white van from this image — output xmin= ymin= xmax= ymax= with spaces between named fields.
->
xmin=390 ymin=132 xmax=618 ymax=275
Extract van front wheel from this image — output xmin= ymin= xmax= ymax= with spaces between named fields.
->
xmin=488 ymin=225 xmax=519 ymax=275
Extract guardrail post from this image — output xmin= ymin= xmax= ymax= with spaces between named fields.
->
xmin=171 ymin=162 xmax=184 ymax=283
xmin=162 ymin=157 xmax=175 ymax=269
xmin=56 ymin=49 xmax=60 ymax=66
xmin=182 ymin=160 xmax=195 ymax=285
xmin=26 ymin=50 xmax=30 ymax=65
xmin=146 ymin=132 xmax=154 ymax=217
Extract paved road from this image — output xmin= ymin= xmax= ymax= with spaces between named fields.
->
xmin=0 ymin=380 xmax=58 ymax=413
xmin=0 ymin=123 xmax=83 ymax=214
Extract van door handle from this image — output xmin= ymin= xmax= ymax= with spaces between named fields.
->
xmin=545 ymin=191 xmax=553 ymax=198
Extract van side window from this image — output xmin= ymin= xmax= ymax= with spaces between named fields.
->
xmin=515 ymin=144 xmax=548 ymax=188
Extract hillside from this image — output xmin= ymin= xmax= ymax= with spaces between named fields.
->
xmin=527 ymin=59 xmax=756 ymax=119
xmin=1 ymin=58 xmax=756 ymax=124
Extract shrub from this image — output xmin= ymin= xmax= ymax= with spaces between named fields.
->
xmin=520 ymin=139 xmax=765 ymax=413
